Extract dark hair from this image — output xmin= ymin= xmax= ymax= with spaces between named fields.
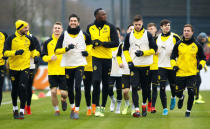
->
xmin=160 ymin=19 xmax=170 ymax=26
xmin=94 ymin=8 xmax=103 ymax=17
xmin=184 ymin=24 xmax=194 ymax=32
xmin=69 ymin=14 xmax=80 ymax=22
xmin=127 ymin=24 xmax=134 ymax=29
xmin=133 ymin=15 xmax=143 ymax=22
xmin=116 ymin=27 xmax=121 ymax=33
xmin=147 ymin=22 xmax=156 ymax=28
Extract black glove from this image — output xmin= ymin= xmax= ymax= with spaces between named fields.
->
xmin=197 ymin=64 xmax=203 ymax=70
xmin=34 ymin=56 xmax=39 ymax=64
xmin=15 ymin=49 xmax=24 ymax=55
xmin=81 ymin=51 xmax=88 ymax=57
xmin=2 ymin=56 xmax=8 ymax=60
xmin=92 ymin=39 xmax=103 ymax=48
xmin=173 ymin=66 xmax=179 ymax=72
xmin=65 ymin=44 xmax=75 ymax=52
xmin=135 ymin=50 xmax=144 ymax=57
xmin=128 ymin=62 xmax=135 ymax=71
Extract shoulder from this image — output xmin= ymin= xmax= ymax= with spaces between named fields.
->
xmin=7 ymin=34 xmax=16 ymax=40
xmin=87 ymin=22 xmax=95 ymax=29
xmin=106 ymin=22 xmax=115 ymax=30
xmin=172 ymin=33 xmax=181 ymax=40
xmin=44 ymin=37 xmax=53 ymax=46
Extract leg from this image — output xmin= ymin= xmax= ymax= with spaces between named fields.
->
xmin=74 ymin=67 xmax=84 ymax=109
xmin=101 ymin=59 xmax=111 ymax=108
xmin=83 ymin=71 xmax=92 ymax=107
xmin=108 ymin=77 xmax=116 ymax=112
xmin=159 ymin=68 xmax=168 ymax=109
xmin=115 ymin=77 xmax=122 ymax=114
xmin=0 ymin=66 xmax=5 ymax=106
xmin=168 ymin=70 xmax=176 ymax=110
xmin=65 ymin=69 xmax=75 ymax=107
xmin=26 ymin=69 xmax=35 ymax=106
xmin=58 ymin=75 xmax=68 ymax=111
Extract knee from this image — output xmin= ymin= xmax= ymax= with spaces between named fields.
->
xmin=188 ymin=88 xmax=194 ymax=97
xmin=51 ymin=89 xmax=57 ymax=97
xmin=61 ymin=90 xmax=68 ymax=98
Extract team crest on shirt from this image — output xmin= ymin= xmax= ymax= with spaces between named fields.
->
xmin=191 ymin=45 xmax=196 ymax=52
xmin=94 ymin=65 xmax=97 ymax=70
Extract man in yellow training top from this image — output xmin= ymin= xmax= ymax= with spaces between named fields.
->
xmin=170 ymin=24 xmax=206 ymax=117
xmin=42 ymin=22 xmax=68 ymax=116
xmin=86 ymin=8 xmax=119 ymax=117
xmin=0 ymin=31 xmax=7 ymax=106
xmin=3 ymin=20 xmax=39 ymax=119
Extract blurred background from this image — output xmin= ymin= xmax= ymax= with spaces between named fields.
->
xmin=0 ymin=0 xmax=210 ymax=37
xmin=1 ymin=0 xmax=210 ymax=91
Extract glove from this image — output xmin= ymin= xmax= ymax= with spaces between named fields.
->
xmin=34 ymin=56 xmax=39 ymax=64
xmin=135 ymin=50 xmax=144 ymax=57
xmin=2 ymin=56 xmax=8 ymax=60
xmin=197 ymin=64 xmax=203 ymax=70
xmin=173 ymin=66 xmax=179 ymax=72
xmin=65 ymin=44 xmax=75 ymax=52
xmin=92 ymin=39 xmax=103 ymax=48
xmin=128 ymin=62 xmax=135 ymax=71
xmin=81 ymin=51 xmax=88 ymax=57
xmin=15 ymin=49 xmax=24 ymax=55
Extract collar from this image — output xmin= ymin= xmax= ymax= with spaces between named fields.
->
xmin=161 ymin=31 xmax=171 ymax=37
xmin=52 ymin=34 xmax=58 ymax=40
xmin=15 ymin=31 xmax=25 ymax=37
xmin=94 ymin=20 xmax=107 ymax=29
xmin=134 ymin=27 xmax=144 ymax=34
xmin=67 ymin=26 xmax=80 ymax=35
xmin=182 ymin=36 xmax=195 ymax=45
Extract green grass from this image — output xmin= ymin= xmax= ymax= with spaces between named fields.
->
xmin=0 ymin=90 xmax=210 ymax=129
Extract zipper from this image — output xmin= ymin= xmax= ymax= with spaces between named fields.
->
xmin=99 ymin=27 xmax=101 ymax=36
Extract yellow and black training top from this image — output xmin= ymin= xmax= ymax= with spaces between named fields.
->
xmin=55 ymin=26 xmax=91 ymax=70
xmin=0 ymin=31 xmax=8 ymax=66
xmin=123 ymin=28 xmax=157 ymax=67
xmin=170 ymin=36 xmax=206 ymax=77
xmin=86 ymin=20 xmax=119 ymax=59
xmin=42 ymin=34 xmax=65 ymax=75
xmin=3 ymin=31 xmax=38 ymax=71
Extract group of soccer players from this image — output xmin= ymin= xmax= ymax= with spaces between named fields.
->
xmin=0 ymin=8 xmax=207 ymax=120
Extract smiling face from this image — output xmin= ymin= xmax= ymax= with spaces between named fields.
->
xmin=133 ymin=20 xmax=143 ymax=32
xmin=161 ymin=23 xmax=170 ymax=34
xmin=69 ymin=17 xmax=80 ymax=28
xmin=53 ymin=24 xmax=63 ymax=36
xmin=20 ymin=25 xmax=29 ymax=35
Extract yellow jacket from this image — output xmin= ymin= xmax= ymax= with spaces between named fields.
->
xmin=86 ymin=21 xmax=119 ymax=59
xmin=3 ymin=31 xmax=38 ymax=71
xmin=170 ymin=37 xmax=206 ymax=77
xmin=0 ymin=32 xmax=7 ymax=66
xmin=42 ymin=34 xmax=65 ymax=75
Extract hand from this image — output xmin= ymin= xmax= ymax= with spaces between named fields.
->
xmin=173 ymin=66 xmax=179 ymax=72
xmin=51 ymin=55 xmax=57 ymax=61
xmin=135 ymin=50 xmax=144 ymax=57
xmin=92 ymin=39 xmax=103 ymax=48
xmin=34 ymin=56 xmax=39 ymax=64
xmin=197 ymin=64 xmax=203 ymax=70
xmin=119 ymin=63 xmax=124 ymax=68
xmin=15 ymin=49 xmax=24 ymax=55
xmin=65 ymin=44 xmax=75 ymax=52
xmin=128 ymin=62 xmax=135 ymax=71
xmin=2 ymin=56 xmax=8 ymax=60
xmin=81 ymin=51 xmax=88 ymax=57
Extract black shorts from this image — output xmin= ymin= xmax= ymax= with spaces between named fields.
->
xmin=92 ymin=57 xmax=111 ymax=81
xmin=176 ymin=76 xmax=196 ymax=91
xmin=149 ymin=70 xmax=159 ymax=84
xmin=48 ymin=75 xmax=67 ymax=90
xmin=159 ymin=68 xmax=175 ymax=84
xmin=131 ymin=67 xmax=150 ymax=89
xmin=122 ymin=75 xmax=130 ymax=89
